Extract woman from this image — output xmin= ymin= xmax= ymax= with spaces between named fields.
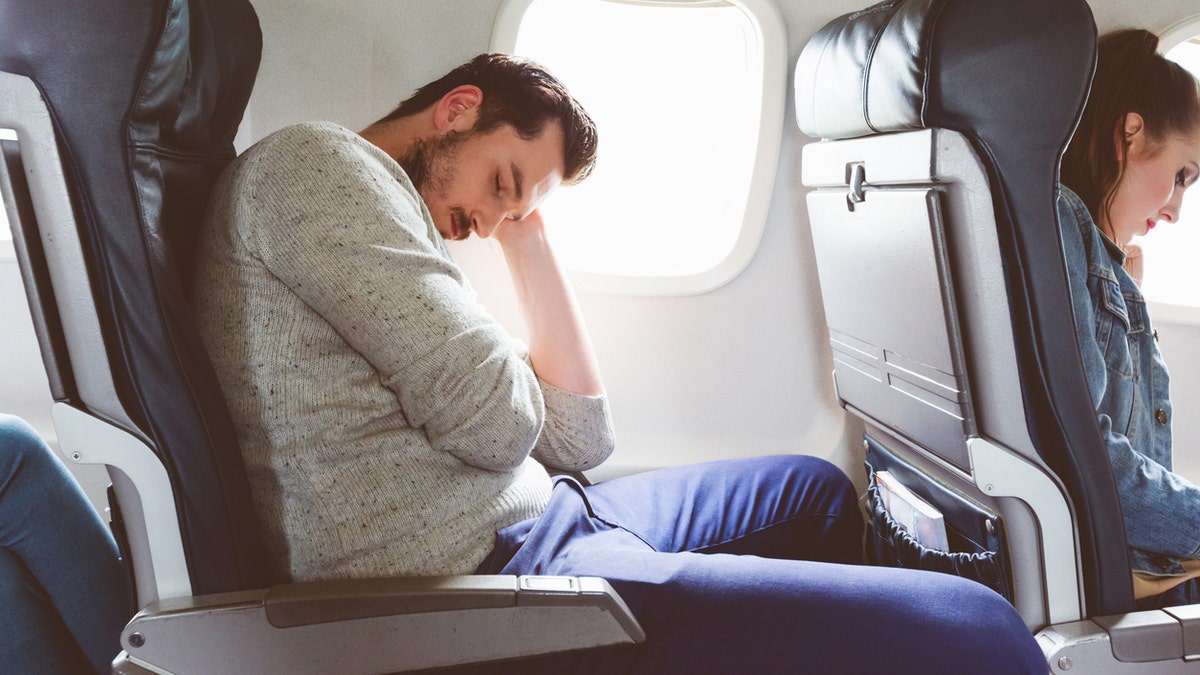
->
xmin=1059 ymin=28 xmax=1200 ymax=603
xmin=0 ymin=414 xmax=131 ymax=673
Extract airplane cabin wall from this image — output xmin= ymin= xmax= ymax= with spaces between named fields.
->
xmin=0 ymin=257 xmax=56 ymax=444
xmin=1090 ymin=2 xmax=1196 ymax=37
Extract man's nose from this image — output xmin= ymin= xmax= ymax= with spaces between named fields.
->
xmin=473 ymin=210 xmax=505 ymax=238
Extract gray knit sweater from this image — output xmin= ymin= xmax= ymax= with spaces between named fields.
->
xmin=190 ymin=122 xmax=614 ymax=582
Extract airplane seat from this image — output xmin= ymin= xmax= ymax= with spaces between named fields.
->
xmin=0 ymin=0 xmax=271 ymax=606
xmin=0 ymin=1 xmax=641 ymax=673
xmin=798 ymin=0 xmax=1200 ymax=669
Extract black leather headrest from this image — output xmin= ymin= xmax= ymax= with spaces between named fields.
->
xmin=795 ymin=0 xmax=939 ymax=139
xmin=0 ymin=0 xmax=261 ymax=279
xmin=796 ymin=0 xmax=1094 ymax=148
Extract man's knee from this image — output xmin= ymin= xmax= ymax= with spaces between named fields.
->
xmin=763 ymin=454 xmax=859 ymax=513
xmin=925 ymin=577 xmax=1043 ymax=670
xmin=0 ymin=415 xmax=59 ymax=487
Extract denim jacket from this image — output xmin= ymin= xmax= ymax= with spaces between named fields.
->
xmin=1059 ymin=187 xmax=1200 ymax=576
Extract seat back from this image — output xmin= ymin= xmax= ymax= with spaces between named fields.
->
xmin=0 ymin=0 xmax=268 ymax=604
xmin=796 ymin=0 xmax=1133 ymax=627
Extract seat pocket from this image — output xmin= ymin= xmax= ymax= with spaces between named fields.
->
xmin=865 ymin=444 xmax=1013 ymax=602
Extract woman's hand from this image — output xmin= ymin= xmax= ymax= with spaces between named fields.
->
xmin=1132 ymin=559 xmax=1200 ymax=599
xmin=1124 ymin=242 xmax=1144 ymax=286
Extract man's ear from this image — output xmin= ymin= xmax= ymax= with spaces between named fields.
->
xmin=433 ymin=85 xmax=482 ymax=133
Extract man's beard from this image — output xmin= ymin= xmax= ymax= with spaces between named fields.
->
xmin=397 ymin=131 xmax=472 ymax=240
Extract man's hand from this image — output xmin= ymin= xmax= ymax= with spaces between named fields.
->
xmin=492 ymin=209 xmax=547 ymax=250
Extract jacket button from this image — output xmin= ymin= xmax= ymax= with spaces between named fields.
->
xmin=1156 ymin=409 xmax=1169 ymax=425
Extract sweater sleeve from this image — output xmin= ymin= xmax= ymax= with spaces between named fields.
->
xmin=234 ymin=125 xmax=543 ymax=472
xmin=533 ymin=377 xmax=615 ymax=471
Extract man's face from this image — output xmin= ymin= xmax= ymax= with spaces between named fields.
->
xmin=401 ymin=121 xmax=566 ymax=241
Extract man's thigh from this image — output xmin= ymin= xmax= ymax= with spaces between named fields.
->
xmin=581 ymin=454 xmax=861 ymax=562
xmin=473 ymin=549 xmax=1044 ymax=674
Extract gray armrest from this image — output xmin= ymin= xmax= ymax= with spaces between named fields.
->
xmin=112 ymin=575 xmax=644 ymax=674
xmin=1038 ymin=607 xmax=1200 ymax=673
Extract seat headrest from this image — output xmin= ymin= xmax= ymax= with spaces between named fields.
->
xmin=795 ymin=0 xmax=1095 ymax=143
xmin=795 ymin=0 xmax=938 ymax=139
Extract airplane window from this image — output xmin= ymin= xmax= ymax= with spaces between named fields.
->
xmin=1137 ymin=30 xmax=1200 ymax=311
xmin=491 ymin=0 xmax=785 ymax=295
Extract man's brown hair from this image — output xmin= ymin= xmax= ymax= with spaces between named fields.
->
xmin=378 ymin=53 xmax=598 ymax=185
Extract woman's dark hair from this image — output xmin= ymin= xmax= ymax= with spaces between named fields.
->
xmin=1062 ymin=29 xmax=1200 ymax=235
xmin=377 ymin=53 xmax=598 ymax=185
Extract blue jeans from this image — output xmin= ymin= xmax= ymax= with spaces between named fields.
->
xmin=473 ymin=455 xmax=1045 ymax=674
xmin=0 ymin=414 xmax=132 ymax=674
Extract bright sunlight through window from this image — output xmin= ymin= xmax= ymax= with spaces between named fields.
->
xmin=492 ymin=0 xmax=785 ymax=295
xmin=1138 ymin=33 xmax=1200 ymax=309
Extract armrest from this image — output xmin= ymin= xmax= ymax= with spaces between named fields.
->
xmin=1038 ymin=607 xmax=1200 ymax=673
xmin=112 ymin=575 xmax=644 ymax=674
